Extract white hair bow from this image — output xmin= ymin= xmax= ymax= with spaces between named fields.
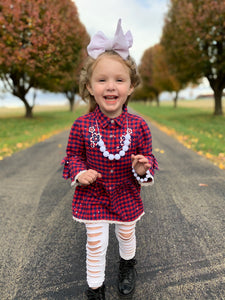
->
xmin=87 ymin=19 xmax=133 ymax=60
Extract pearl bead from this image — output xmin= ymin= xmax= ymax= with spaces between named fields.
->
xmin=115 ymin=154 xmax=120 ymax=160
xmin=122 ymin=145 xmax=128 ymax=151
xmin=108 ymin=154 xmax=115 ymax=160
xmin=125 ymin=134 xmax=130 ymax=139
xmin=98 ymin=140 xmax=104 ymax=146
xmin=100 ymin=146 xmax=106 ymax=152
xmin=119 ymin=150 xmax=125 ymax=156
xmin=124 ymin=140 xmax=130 ymax=146
xmin=103 ymin=151 xmax=109 ymax=157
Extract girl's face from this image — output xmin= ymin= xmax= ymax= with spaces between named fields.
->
xmin=87 ymin=55 xmax=134 ymax=118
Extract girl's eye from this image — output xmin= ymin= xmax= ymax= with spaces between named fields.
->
xmin=117 ymin=79 xmax=123 ymax=82
xmin=98 ymin=79 xmax=105 ymax=82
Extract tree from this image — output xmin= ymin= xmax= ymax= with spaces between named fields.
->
xmin=39 ymin=0 xmax=89 ymax=112
xmin=62 ymin=48 xmax=88 ymax=112
xmin=131 ymin=84 xmax=155 ymax=104
xmin=139 ymin=44 xmax=182 ymax=107
xmin=152 ymin=44 xmax=182 ymax=108
xmin=161 ymin=0 xmax=225 ymax=115
xmin=139 ymin=46 xmax=161 ymax=106
xmin=47 ymin=38 xmax=89 ymax=112
xmin=0 ymin=0 xmax=87 ymax=117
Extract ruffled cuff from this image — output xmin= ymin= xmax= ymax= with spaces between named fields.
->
xmin=61 ymin=156 xmax=87 ymax=180
xmin=61 ymin=157 xmax=70 ymax=179
xmin=149 ymin=154 xmax=159 ymax=170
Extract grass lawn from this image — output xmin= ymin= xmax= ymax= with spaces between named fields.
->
xmin=0 ymin=104 xmax=86 ymax=160
xmin=130 ymin=100 xmax=225 ymax=170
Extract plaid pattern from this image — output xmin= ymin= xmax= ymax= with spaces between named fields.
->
xmin=62 ymin=105 xmax=158 ymax=223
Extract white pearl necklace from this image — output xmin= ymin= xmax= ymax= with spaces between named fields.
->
xmin=96 ymin=118 xmax=131 ymax=161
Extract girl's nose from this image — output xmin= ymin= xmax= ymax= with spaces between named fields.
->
xmin=106 ymin=81 xmax=115 ymax=91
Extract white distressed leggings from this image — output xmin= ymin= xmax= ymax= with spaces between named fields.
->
xmin=85 ymin=222 xmax=136 ymax=289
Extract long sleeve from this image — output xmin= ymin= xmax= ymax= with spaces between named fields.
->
xmin=136 ymin=119 xmax=159 ymax=178
xmin=62 ymin=119 xmax=88 ymax=181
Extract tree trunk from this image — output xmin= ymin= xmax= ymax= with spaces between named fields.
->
xmin=12 ymin=92 xmax=33 ymax=118
xmin=69 ymin=98 xmax=75 ymax=112
xmin=213 ymin=88 xmax=223 ymax=116
xmin=207 ymin=77 xmax=224 ymax=116
xmin=23 ymin=97 xmax=33 ymax=118
xmin=10 ymin=72 xmax=34 ymax=118
xmin=156 ymin=94 xmax=160 ymax=107
xmin=173 ymin=91 xmax=179 ymax=108
xmin=65 ymin=91 xmax=75 ymax=112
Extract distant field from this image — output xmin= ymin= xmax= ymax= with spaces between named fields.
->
xmin=0 ymin=104 xmax=75 ymax=117
xmin=154 ymin=97 xmax=225 ymax=109
xmin=130 ymin=99 xmax=225 ymax=170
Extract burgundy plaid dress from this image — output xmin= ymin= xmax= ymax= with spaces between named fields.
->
xmin=62 ymin=105 xmax=158 ymax=224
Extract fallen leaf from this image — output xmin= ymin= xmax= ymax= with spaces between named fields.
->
xmin=219 ymin=163 xmax=225 ymax=170
xmin=16 ymin=143 xmax=23 ymax=148
xmin=198 ymin=183 xmax=208 ymax=187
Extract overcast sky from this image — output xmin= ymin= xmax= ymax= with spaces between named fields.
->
xmin=74 ymin=0 xmax=169 ymax=64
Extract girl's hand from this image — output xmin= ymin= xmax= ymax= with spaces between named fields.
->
xmin=77 ymin=169 xmax=102 ymax=186
xmin=131 ymin=154 xmax=151 ymax=176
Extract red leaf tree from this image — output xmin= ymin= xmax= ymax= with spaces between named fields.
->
xmin=161 ymin=0 xmax=225 ymax=115
xmin=37 ymin=0 xmax=89 ymax=112
xmin=0 ymin=0 xmax=88 ymax=117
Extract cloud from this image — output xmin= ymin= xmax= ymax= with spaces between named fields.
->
xmin=74 ymin=0 xmax=169 ymax=63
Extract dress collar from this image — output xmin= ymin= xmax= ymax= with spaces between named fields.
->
xmin=94 ymin=105 xmax=128 ymax=128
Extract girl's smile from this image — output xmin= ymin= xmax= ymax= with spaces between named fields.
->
xmin=87 ymin=55 xmax=134 ymax=118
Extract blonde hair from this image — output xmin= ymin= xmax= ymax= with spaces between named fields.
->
xmin=79 ymin=51 xmax=140 ymax=112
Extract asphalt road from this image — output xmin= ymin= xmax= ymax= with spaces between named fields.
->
xmin=0 ymin=114 xmax=225 ymax=300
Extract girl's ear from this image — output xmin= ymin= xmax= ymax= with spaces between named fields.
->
xmin=86 ymin=83 xmax=93 ymax=96
xmin=128 ymin=85 xmax=134 ymax=96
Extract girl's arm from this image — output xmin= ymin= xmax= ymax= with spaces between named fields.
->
xmin=62 ymin=120 xmax=88 ymax=182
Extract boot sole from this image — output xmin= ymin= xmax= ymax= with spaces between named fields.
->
xmin=117 ymin=286 xmax=135 ymax=299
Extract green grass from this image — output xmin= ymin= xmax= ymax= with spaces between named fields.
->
xmin=0 ymin=105 xmax=86 ymax=159
xmin=129 ymin=101 xmax=225 ymax=161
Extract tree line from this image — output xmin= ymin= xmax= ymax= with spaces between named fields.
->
xmin=0 ymin=0 xmax=224 ymax=117
xmin=135 ymin=0 xmax=225 ymax=116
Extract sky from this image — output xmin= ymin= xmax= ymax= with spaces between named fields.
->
xmin=73 ymin=0 xmax=169 ymax=64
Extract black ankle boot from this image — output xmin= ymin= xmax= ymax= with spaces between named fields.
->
xmin=118 ymin=257 xmax=137 ymax=298
xmin=86 ymin=283 xmax=105 ymax=300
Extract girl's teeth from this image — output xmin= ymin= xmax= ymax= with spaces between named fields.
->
xmin=105 ymin=96 xmax=117 ymax=99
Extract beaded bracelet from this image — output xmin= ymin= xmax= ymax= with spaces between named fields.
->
xmin=132 ymin=168 xmax=152 ymax=183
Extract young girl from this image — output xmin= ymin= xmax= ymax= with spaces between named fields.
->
xmin=62 ymin=19 xmax=158 ymax=299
